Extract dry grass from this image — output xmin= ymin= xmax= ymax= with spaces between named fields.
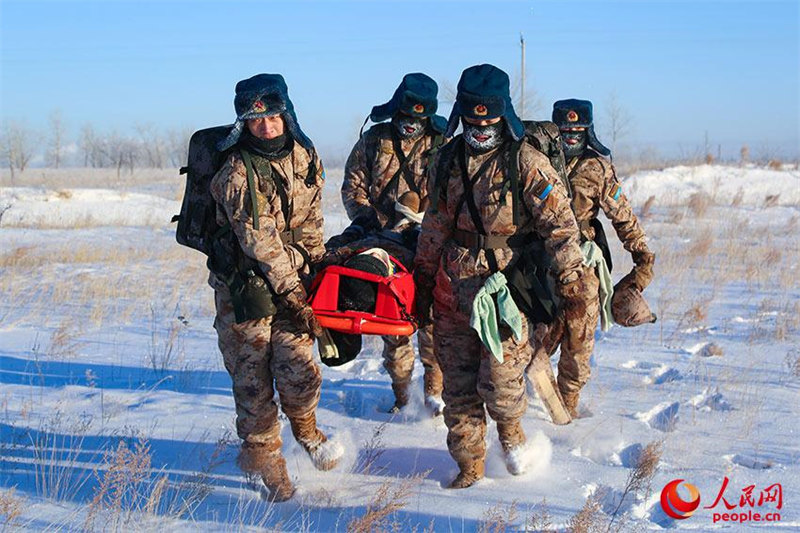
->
xmin=638 ymin=195 xmax=656 ymax=221
xmin=688 ymin=191 xmax=713 ymax=218
xmin=525 ymin=499 xmax=555 ymax=532
xmin=785 ymin=349 xmax=800 ymax=379
xmin=352 ymin=422 xmax=388 ymax=475
xmin=478 ymin=500 xmax=518 ymax=533
xmin=764 ymin=194 xmax=781 ymax=208
xmin=687 ymin=227 xmax=714 ymax=259
xmin=346 ymin=473 xmax=427 ymax=533
xmin=567 ymin=496 xmax=603 ymax=533
xmin=0 ymin=488 xmax=24 ymax=530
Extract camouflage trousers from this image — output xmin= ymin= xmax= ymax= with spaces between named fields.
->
xmin=549 ymin=268 xmax=601 ymax=395
xmin=381 ymin=322 xmax=443 ymax=398
xmin=213 ymin=284 xmax=322 ymax=447
xmin=433 ymin=302 xmax=531 ymax=469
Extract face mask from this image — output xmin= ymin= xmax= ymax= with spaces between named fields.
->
xmin=392 ymin=115 xmax=426 ymax=139
xmin=462 ymin=120 xmax=504 ymax=152
xmin=561 ymin=130 xmax=587 ymax=159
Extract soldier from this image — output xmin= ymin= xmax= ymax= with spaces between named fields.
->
xmin=337 ymin=73 xmax=447 ymax=414
xmin=209 ymin=74 xmax=342 ymax=501
xmin=414 ymin=64 xmax=589 ymax=488
xmin=551 ymin=98 xmax=656 ymax=417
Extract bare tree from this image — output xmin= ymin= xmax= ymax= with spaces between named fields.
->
xmin=46 ymin=110 xmax=67 ymax=168
xmin=135 ymin=122 xmax=166 ymax=168
xmin=166 ymin=126 xmax=194 ymax=167
xmin=605 ymin=91 xmax=633 ymax=154
xmin=79 ymin=123 xmax=105 ymax=167
xmin=1 ymin=120 xmax=35 ymax=179
xmin=98 ymin=131 xmax=138 ymax=180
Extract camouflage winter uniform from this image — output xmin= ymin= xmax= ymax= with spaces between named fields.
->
xmin=342 ymin=122 xmax=443 ymax=405
xmin=209 ymin=143 xmax=327 ymax=449
xmin=554 ymin=148 xmax=654 ymax=400
xmin=414 ymin=138 xmax=585 ymax=472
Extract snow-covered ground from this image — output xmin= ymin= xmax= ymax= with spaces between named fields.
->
xmin=1 ymin=164 xmax=798 ymax=531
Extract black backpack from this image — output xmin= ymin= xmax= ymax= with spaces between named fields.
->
xmin=173 ymin=125 xmax=234 ymax=256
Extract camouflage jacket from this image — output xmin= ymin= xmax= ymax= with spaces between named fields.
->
xmin=342 ymin=123 xmax=443 ymax=229
xmin=209 ymin=143 xmax=325 ymax=295
xmin=567 ymin=148 xmax=651 ymax=255
xmin=415 ymin=137 xmax=584 ymax=292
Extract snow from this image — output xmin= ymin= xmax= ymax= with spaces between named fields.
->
xmin=1 ymin=164 xmax=798 ymax=531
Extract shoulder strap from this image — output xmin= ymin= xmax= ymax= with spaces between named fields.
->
xmin=374 ymin=135 xmax=425 ymax=220
xmin=430 ymin=141 xmax=457 ymax=214
xmin=240 ymin=149 xmax=261 ymax=231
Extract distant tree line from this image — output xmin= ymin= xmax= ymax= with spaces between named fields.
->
xmin=0 ymin=111 xmax=194 ymax=181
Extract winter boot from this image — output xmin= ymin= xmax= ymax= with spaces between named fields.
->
xmin=423 ymin=365 xmax=443 ymax=398
xmin=561 ymin=391 xmax=580 ymax=419
xmin=497 ymin=421 xmax=528 ymax=475
xmin=290 ymin=412 xmax=343 ymax=471
xmin=238 ymin=442 xmax=295 ymax=502
xmin=424 ymin=394 xmax=445 ymax=417
xmin=388 ymin=381 xmax=410 ymax=413
xmin=448 ymin=461 xmax=485 ymax=489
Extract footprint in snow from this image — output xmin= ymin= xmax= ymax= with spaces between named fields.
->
xmin=643 ymin=365 xmax=682 ymax=385
xmin=621 ymin=360 xmax=660 ymax=370
xmin=688 ymin=388 xmax=733 ymax=412
xmin=726 ymin=454 xmax=773 ymax=470
xmin=613 ymin=442 xmax=645 ymax=468
xmin=635 ymin=402 xmax=679 ymax=432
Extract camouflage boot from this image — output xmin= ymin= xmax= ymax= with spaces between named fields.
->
xmin=289 ymin=412 xmax=343 ymax=471
xmin=423 ymin=364 xmax=443 ymax=398
xmin=448 ymin=461 xmax=485 ymax=489
xmin=497 ymin=421 xmax=528 ymax=475
xmin=423 ymin=367 xmax=444 ymax=416
xmin=389 ymin=381 xmax=410 ymax=413
xmin=238 ymin=442 xmax=295 ymax=502
xmin=561 ymin=391 xmax=580 ymax=418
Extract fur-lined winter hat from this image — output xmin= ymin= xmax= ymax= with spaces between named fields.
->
xmin=368 ymin=73 xmax=447 ymax=133
xmin=217 ymin=73 xmax=312 ymax=151
xmin=552 ymin=99 xmax=610 ymax=156
xmin=445 ymin=64 xmax=525 ymax=141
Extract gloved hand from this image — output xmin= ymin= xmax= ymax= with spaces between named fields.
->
xmin=625 ymin=250 xmax=655 ymax=291
xmin=281 ymin=285 xmax=324 ymax=338
xmin=413 ymin=270 xmax=435 ymax=327
xmin=353 ymin=210 xmax=382 ymax=233
xmin=556 ymin=273 xmax=591 ymax=322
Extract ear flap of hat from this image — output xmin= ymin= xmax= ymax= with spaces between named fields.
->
xmin=504 ymin=110 xmax=525 ymax=141
xmin=217 ymin=121 xmax=244 ymax=152
xmin=445 ymin=103 xmax=462 ymax=138
xmin=430 ymin=114 xmax=447 ymax=134
xmin=587 ymin=126 xmax=610 ymax=157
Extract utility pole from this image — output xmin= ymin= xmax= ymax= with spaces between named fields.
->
xmin=520 ymin=33 xmax=526 ymax=118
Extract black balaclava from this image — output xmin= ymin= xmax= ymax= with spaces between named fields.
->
xmin=392 ymin=113 xmax=427 ymax=139
xmin=561 ymin=129 xmax=587 ymax=159
xmin=240 ymin=126 xmax=294 ymax=160
xmin=462 ymin=118 xmax=505 ymax=152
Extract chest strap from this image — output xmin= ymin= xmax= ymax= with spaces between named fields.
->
xmin=453 ymin=229 xmax=536 ymax=250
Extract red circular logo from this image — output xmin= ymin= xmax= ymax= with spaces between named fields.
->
xmin=413 ymin=103 xmax=425 ymax=113
xmin=567 ymin=110 xmax=579 ymax=122
xmin=474 ymin=104 xmax=488 ymax=116
xmin=660 ymin=479 xmax=701 ymax=520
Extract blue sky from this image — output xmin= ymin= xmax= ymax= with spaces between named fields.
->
xmin=1 ymin=0 xmax=798 ymax=161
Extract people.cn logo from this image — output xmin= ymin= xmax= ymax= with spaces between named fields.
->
xmin=661 ymin=479 xmax=701 ymax=520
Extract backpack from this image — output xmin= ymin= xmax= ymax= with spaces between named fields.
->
xmin=173 ymin=125 xmax=234 ymax=256
xmin=521 ymin=120 xmax=570 ymax=198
